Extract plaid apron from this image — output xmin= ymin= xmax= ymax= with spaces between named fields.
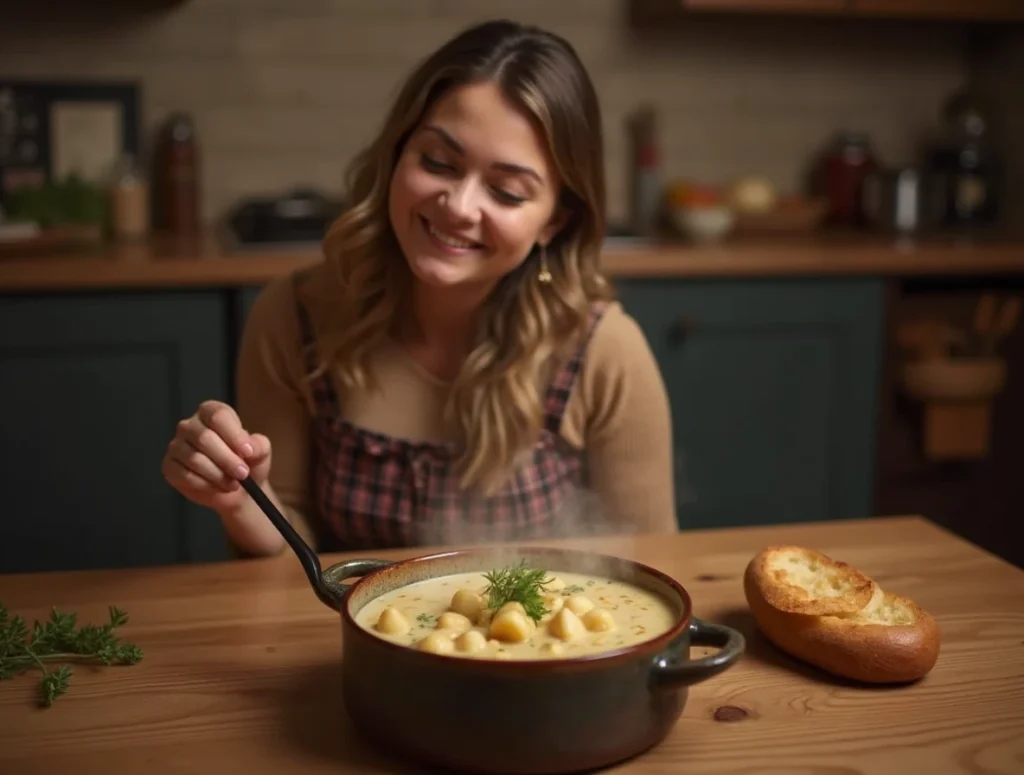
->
xmin=293 ymin=291 xmax=609 ymax=551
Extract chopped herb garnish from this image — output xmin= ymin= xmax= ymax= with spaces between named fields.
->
xmin=482 ymin=560 xmax=551 ymax=623
xmin=416 ymin=613 xmax=436 ymax=627
xmin=0 ymin=602 xmax=143 ymax=707
xmin=563 ymin=584 xmax=585 ymax=595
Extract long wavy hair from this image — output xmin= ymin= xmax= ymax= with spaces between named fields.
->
xmin=312 ymin=19 xmax=613 ymax=494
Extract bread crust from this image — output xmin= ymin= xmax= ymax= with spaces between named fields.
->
xmin=744 ymin=547 xmax=941 ymax=683
xmin=748 ymin=544 xmax=877 ymax=615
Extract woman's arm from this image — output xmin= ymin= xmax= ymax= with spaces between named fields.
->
xmin=232 ymin=275 xmax=320 ymax=554
xmin=573 ymin=304 xmax=678 ymax=535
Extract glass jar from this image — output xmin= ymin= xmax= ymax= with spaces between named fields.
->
xmin=109 ymin=153 xmax=149 ymax=240
xmin=823 ymin=130 xmax=878 ymax=227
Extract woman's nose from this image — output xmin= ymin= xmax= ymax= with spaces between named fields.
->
xmin=442 ymin=180 xmax=482 ymax=224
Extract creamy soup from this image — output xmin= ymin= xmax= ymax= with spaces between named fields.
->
xmin=353 ymin=565 xmax=678 ymax=660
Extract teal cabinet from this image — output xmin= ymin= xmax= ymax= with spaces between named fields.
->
xmin=614 ymin=278 xmax=885 ymax=530
xmin=0 ymin=275 xmax=888 ymax=574
xmin=0 ymin=292 xmax=233 ymax=573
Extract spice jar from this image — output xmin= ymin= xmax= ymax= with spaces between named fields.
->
xmin=109 ymin=153 xmax=149 ymax=240
xmin=822 ymin=130 xmax=877 ymax=227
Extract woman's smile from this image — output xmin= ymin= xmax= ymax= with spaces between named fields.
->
xmin=418 ymin=214 xmax=484 ymax=254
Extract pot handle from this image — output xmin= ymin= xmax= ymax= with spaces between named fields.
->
xmin=651 ymin=617 xmax=745 ymax=689
xmin=321 ymin=559 xmax=394 ymax=607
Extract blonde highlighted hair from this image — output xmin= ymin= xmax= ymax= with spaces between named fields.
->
xmin=312 ymin=19 xmax=612 ymax=493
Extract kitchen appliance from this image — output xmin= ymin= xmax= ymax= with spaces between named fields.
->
xmin=239 ymin=476 xmax=744 ymax=775
xmin=926 ymin=88 xmax=1001 ymax=228
xmin=223 ymin=187 xmax=343 ymax=249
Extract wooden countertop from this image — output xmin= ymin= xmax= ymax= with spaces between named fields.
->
xmin=1 ymin=515 xmax=1021 ymax=774
xmin=1 ymin=230 xmax=1023 ymax=291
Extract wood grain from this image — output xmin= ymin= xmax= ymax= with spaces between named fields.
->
xmin=0 ymin=516 xmax=1021 ymax=774
xmin=1 ymin=232 xmax=1023 ymax=291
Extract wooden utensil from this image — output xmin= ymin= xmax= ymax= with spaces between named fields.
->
xmin=973 ymin=294 xmax=1020 ymax=355
xmin=897 ymin=319 xmax=967 ymax=360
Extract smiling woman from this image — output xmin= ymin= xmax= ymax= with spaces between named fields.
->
xmin=160 ymin=19 xmax=677 ymax=556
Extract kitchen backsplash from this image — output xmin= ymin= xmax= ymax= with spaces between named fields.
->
xmin=0 ymin=0 xmax=975 ymax=223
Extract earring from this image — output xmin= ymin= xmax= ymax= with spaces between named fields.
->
xmin=537 ymin=244 xmax=552 ymax=284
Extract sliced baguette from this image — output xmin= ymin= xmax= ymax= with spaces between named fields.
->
xmin=744 ymin=545 xmax=940 ymax=683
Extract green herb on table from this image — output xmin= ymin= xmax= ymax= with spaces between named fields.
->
xmin=482 ymin=560 xmax=552 ymax=623
xmin=0 ymin=602 xmax=144 ymax=707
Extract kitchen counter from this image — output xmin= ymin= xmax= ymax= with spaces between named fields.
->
xmin=1 ymin=230 xmax=1023 ymax=291
xmin=0 ymin=515 xmax=1020 ymax=774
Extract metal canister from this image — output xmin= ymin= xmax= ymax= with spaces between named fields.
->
xmin=862 ymin=166 xmax=946 ymax=235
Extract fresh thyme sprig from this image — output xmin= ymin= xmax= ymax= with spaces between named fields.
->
xmin=482 ymin=560 xmax=552 ymax=623
xmin=0 ymin=602 xmax=144 ymax=707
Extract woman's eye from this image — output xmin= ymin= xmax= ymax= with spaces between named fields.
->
xmin=420 ymin=154 xmax=452 ymax=173
xmin=493 ymin=188 xmax=526 ymax=205
xmin=419 ymin=152 xmax=526 ymax=205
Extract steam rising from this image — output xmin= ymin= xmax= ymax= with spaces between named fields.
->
xmin=408 ymin=482 xmax=645 ymax=580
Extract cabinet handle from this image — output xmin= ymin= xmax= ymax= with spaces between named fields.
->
xmin=670 ymin=315 xmax=699 ymax=345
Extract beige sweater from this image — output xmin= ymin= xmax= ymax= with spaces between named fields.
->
xmin=234 ymin=266 xmax=677 ymax=548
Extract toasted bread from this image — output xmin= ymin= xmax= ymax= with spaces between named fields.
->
xmin=746 ymin=545 xmax=877 ymax=615
xmin=744 ymin=546 xmax=940 ymax=683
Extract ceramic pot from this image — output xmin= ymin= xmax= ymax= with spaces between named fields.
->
xmin=319 ymin=547 xmax=744 ymax=775
xmin=239 ymin=479 xmax=745 ymax=774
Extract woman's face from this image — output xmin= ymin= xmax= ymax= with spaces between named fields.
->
xmin=388 ymin=81 xmax=564 ymax=294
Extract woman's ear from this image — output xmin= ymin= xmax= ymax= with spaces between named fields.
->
xmin=538 ymin=205 xmax=570 ymax=247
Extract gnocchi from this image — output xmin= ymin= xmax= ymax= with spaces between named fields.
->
xmin=358 ymin=568 xmax=677 ymax=661
xmin=489 ymin=609 xmax=534 ymax=643
xmin=436 ymin=611 xmax=473 ymax=633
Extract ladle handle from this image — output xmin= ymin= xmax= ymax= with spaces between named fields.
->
xmin=240 ymin=476 xmax=341 ymax=610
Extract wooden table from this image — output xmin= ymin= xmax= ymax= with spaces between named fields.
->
xmin=1 ymin=516 xmax=1021 ymax=774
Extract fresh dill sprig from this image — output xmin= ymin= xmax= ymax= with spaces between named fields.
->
xmin=482 ymin=560 xmax=552 ymax=622
xmin=0 ymin=602 xmax=144 ymax=707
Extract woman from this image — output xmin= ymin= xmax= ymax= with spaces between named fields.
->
xmin=161 ymin=19 xmax=676 ymax=556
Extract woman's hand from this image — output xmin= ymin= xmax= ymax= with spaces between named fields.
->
xmin=161 ymin=400 xmax=272 ymax=516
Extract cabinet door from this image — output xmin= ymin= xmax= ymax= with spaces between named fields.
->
xmin=615 ymin=278 xmax=885 ymax=530
xmin=0 ymin=292 xmax=232 ymax=573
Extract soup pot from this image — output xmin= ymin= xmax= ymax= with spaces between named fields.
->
xmin=242 ymin=479 xmax=745 ymax=775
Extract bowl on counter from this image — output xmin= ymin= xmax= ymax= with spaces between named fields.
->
xmin=670 ymin=205 xmax=736 ymax=243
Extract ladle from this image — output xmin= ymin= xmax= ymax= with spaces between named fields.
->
xmin=239 ymin=476 xmax=387 ymax=609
